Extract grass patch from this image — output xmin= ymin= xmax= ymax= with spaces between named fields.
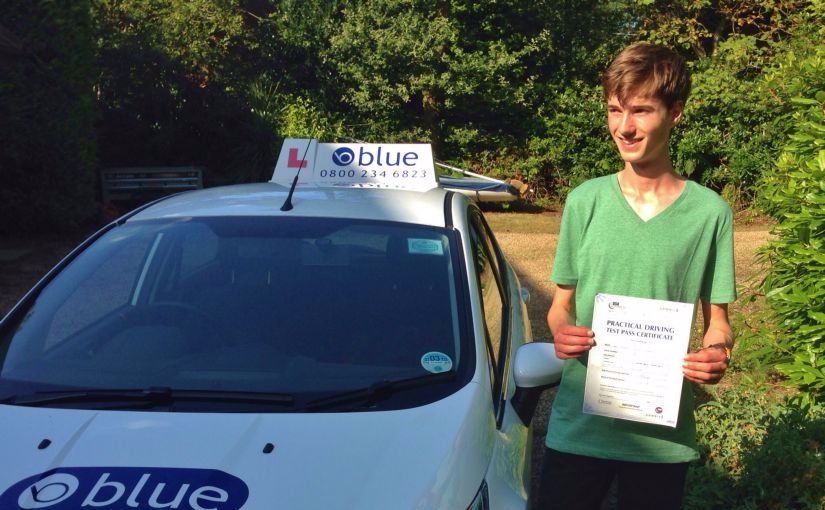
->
xmin=483 ymin=211 xmax=561 ymax=235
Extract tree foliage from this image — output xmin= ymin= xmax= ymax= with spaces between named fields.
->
xmin=92 ymin=0 xmax=266 ymax=183
xmin=0 ymin=0 xmax=822 ymax=234
xmin=1 ymin=1 xmax=824 ymax=502
xmin=758 ymin=41 xmax=825 ymax=407
xmin=0 ymin=0 xmax=97 ymax=234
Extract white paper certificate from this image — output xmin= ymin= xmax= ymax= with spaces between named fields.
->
xmin=583 ymin=293 xmax=695 ymax=427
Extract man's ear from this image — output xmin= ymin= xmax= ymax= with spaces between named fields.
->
xmin=670 ymin=101 xmax=684 ymax=126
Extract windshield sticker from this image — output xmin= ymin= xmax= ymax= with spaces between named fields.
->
xmin=1 ymin=467 xmax=249 ymax=510
xmin=421 ymin=351 xmax=453 ymax=373
xmin=408 ymin=238 xmax=444 ymax=256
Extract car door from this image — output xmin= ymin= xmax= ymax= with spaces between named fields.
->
xmin=466 ymin=208 xmax=533 ymax=509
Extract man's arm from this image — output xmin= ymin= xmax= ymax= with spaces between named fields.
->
xmin=682 ymin=301 xmax=733 ymax=384
xmin=547 ymin=284 xmax=594 ymax=359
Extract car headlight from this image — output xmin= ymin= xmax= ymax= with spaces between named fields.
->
xmin=466 ymin=480 xmax=489 ymax=510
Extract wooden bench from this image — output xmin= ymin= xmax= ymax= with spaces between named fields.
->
xmin=100 ymin=167 xmax=204 ymax=220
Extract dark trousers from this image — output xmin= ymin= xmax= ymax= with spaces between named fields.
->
xmin=535 ymin=448 xmax=690 ymax=510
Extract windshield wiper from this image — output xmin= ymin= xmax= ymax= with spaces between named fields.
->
xmin=303 ymin=371 xmax=456 ymax=411
xmin=5 ymin=387 xmax=294 ymax=408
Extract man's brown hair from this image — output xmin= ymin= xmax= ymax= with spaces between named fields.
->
xmin=602 ymin=42 xmax=690 ymax=109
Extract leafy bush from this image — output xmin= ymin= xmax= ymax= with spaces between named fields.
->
xmin=4 ymin=0 xmax=822 ymax=233
xmin=758 ymin=85 xmax=825 ymax=406
xmin=0 ymin=0 xmax=97 ymax=234
xmin=528 ymin=85 xmax=618 ymax=196
xmin=686 ymin=388 xmax=825 ymax=510
xmin=674 ymin=36 xmax=785 ymax=202
xmin=751 ymin=31 xmax=825 ymax=406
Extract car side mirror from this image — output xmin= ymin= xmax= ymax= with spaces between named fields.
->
xmin=513 ymin=342 xmax=564 ymax=388
xmin=510 ymin=342 xmax=565 ymax=426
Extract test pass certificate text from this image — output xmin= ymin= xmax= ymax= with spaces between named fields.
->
xmin=583 ymin=293 xmax=694 ymax=427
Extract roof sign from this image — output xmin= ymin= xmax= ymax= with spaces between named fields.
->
xmin=271 ymin=138 xmax=438 ymax=191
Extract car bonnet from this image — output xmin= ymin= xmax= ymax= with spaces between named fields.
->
xmin=0 ymin=380 xmax=492 ymax=510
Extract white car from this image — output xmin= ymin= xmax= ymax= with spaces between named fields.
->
xmin=0 ymin=141 xmax=563 ymax=510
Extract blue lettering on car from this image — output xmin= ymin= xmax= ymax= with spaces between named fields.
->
xmin=1 ymin=467 xmax=248 ymax=510
xmin=330 ymin=146 xmax=419 ymax=168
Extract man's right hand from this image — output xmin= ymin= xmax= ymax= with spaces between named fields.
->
xmin=547 ymin=284 xmax=593 ymax=359
xmin=552 ymin=324 xmax=595 ymax=359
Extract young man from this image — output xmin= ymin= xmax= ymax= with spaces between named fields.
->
xmin=537 ymin=43 xmax=736 ymax=510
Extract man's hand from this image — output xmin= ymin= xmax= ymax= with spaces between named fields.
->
xmin=553 ymin=324 xmax=595 ymax=359
xmin=683 ymin=301 xmax=733 ymax=384
xmin=683 ymin=346 xmax=728 ymax=384
xmin=547 ymin=284 xmax=594 ymax=359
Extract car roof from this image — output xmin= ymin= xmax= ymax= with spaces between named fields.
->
xmin=127 ymin=183 xmax=455 ymax=228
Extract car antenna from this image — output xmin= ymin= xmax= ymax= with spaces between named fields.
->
xmin=280 ymin=137 xmax=316 ymax=212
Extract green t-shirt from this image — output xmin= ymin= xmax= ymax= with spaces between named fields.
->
xmin=547 ymin=174 xmax=736 ymax=463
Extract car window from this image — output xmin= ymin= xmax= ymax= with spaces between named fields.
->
xmin=43 ymin=236 xmax=152 ymax=349
xmin=0 ymin=217 xmax=470 ymax=411
xmin=469 ymin=214 xmax=506 ymax=383
xmin=179 ymin=224 xmax=219 ymax=278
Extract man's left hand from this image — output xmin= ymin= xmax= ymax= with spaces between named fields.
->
xmin=683 ymin=346 xmax=729 ymax=384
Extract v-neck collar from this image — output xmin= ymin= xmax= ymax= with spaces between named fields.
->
xmin=610 ymin=173 xmax=692 ymax=225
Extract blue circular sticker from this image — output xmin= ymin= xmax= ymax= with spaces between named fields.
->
xmin=421 ymin=351 xmax=453 ymax=373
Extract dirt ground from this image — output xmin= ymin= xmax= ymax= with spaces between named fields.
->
xmin=0 ymin=211 xmax=771 ymax=507
xmin=484 ymin=211 xmax=772 ymax=506
xmin=486 ymin=212 xmax=771 ymax=339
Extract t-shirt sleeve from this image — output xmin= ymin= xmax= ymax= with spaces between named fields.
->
xmin=700 ymin=204 xmax=737 ymax=303
xmin=550 ymin=196 xmax=581 ymax=285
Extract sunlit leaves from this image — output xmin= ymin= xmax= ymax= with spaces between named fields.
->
xmin=758 ymin=52 xmax=825 ymax=405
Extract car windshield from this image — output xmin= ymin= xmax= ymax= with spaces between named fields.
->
xmin=0 ymin=217 xmax=470 ymax=410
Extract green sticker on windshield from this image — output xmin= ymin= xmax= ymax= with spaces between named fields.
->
xmin=408 ymin=238 xmax=443 ymax=255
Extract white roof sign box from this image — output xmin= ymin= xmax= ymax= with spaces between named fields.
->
xmin=271 ymin=138 xmax=319 ymax=188
xmin=271 ymin=139 xmax=438 ymax=191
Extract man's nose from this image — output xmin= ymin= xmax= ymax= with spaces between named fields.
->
xmin=620 ymin=113 xmax=635 ymax=134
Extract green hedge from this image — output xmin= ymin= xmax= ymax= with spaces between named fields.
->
xmin=687 ymin=389 xmax=825 ymax=510
xmin=758 ymin=48 xmax=825 ymax=406
xmin=0 ymin=1 xmax=97 ymax=234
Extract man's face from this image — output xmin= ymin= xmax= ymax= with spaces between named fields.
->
xmin=606 ymin=95 xmax=682 ymax=168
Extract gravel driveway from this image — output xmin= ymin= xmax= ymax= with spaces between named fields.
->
xmin=0 ymin=214 xmax=770 ymax=509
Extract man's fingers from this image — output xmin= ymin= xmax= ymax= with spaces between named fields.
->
xmin=558 ymin=325 xmax=594 ymax=337
xmin=554 ymin=342 xmax=590 ymax=352
xmin=555 ymin=333 xmax=594 ymax=347
xmin=554 ymin=345 xmax=590 ymax=359
xmin=682 ymin=347 xmax=729 ymax=385
xmin=553 ymin=338 xmax=593 ymax=359
xmin=553 ymin=333 xmax=595 ymax=359
xmin=684 ymin=349 xmax=727 ymax=364
xmin=684 ymin=373 xmax=717 ymax=384
xmin=554 ymin=326 xmax=594 ymax=347
xmin=682 ymin=362 xmax=726 ymax=384
xmin=682 ymin=360 xmax=728 ymax=373
xmin=683 ymin=372 xmax=722 ymax=384
xmin=551 ymin=325 xmax=595 ymax=359
xmin=682 ymin=367 xmax=721 ymax=381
